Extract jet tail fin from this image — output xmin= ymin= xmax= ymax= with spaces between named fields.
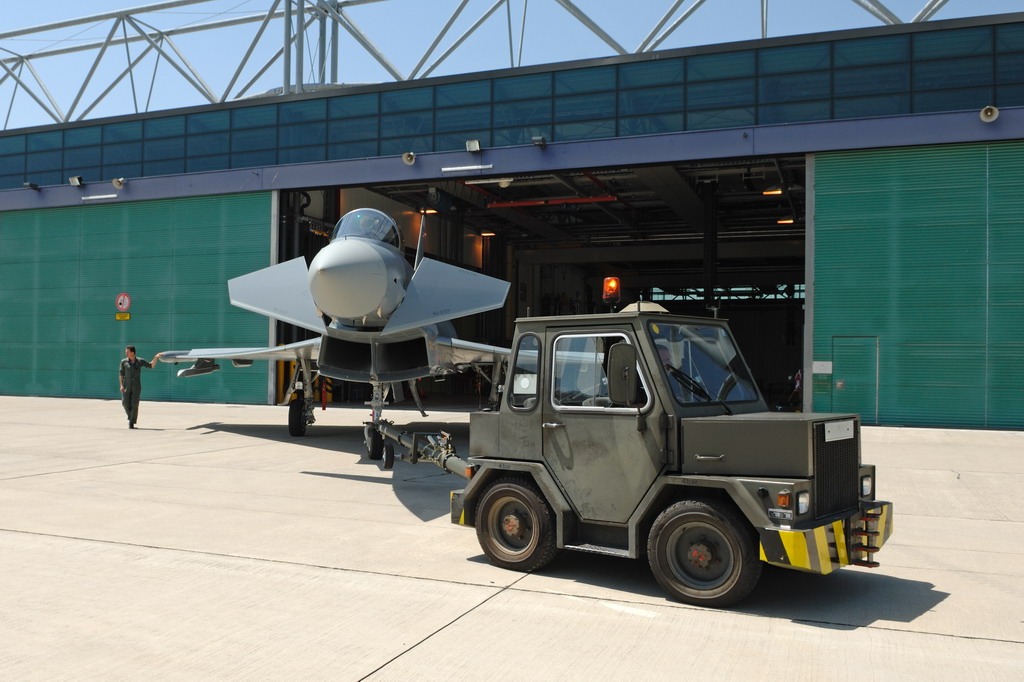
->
xmin=382 ymin=258 xmax=509 ymax=335
xmin=228 ymin=256 xmax=326 ymax=333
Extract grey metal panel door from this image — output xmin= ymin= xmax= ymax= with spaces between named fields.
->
xmin=832 ymin=336 xmax=879 ymax=424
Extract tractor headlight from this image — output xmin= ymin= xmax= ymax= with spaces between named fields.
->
xmin=861 ymin=474 xmax=873 ymax=497
xmin=797 ymin=491 xmax=810 ymax=515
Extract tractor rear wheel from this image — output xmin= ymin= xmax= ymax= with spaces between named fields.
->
xmin=475 ymin=477 xmax=558 ymax=572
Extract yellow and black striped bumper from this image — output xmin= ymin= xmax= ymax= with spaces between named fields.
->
xmin=451 ymin=489 xmax=468 ymax=525
xmin=758 ymin=502 xmax=893 ymax=574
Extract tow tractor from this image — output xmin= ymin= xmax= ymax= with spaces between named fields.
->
xmin=369 ymin=310 xmax=893 ymax=607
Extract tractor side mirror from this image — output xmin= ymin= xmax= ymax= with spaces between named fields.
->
xmin=607 ymin=343 xmax=639 ymax=407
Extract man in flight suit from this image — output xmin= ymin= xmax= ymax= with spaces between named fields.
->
xmin=119 ymin=345 xmax=161 ymax=429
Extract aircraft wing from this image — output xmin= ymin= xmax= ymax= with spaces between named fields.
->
xmin=433 ymin=335 xmax=510 ymax=369
xmin=383 ymin=258 xmax=510 ymax=336
xmin=159 ymin=338 xmax=320 ymax=376
xmin=228 ymin=256 xmax=326 ymax=334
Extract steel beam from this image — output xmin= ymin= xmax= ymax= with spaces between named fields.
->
xmin=2 ymin=11 xmax=285 ymax=63
xmin=643 ymin=0 xmax=711 ymax=52
xmin=517 ymin=239 xmax=804 ymax=264
xmin=18 ymin=59 xmax=65 ymax=122
xmin=409 ymin=0 xmax=471 ymax=80
xmin=65 ymin=18 xmax=125 ymax=122
xmin=284 ymin=0 xmax=293 ymax=93
xmin=436 ymin=179 xmax=578 ymax=242
xmin=0 ymin=0 xmax=993 ymax=131
xmin=633 ymin=166 xmax=704 ymax=232
xmin=637 ymin=0 xmax=688 ymax=52
xmin=162 ymin=33 xmax=218 ymax=102
xmin=553 ymin=0 xmax=627 ymax=55
xmin=912 ymin=0 xmax=951 ymax=23
xmin=76 ymin=44 xmax=158 ymax=121
xmin=331 ymin=3 xmax=340 ymax=82
xmin=849 ymin=0 xmax=903 ymax=25
xmin=638 ymin=0 xmax=704 ymax=52
xmin=222 ymin=0 xmax=282 ymax=102
xmin=124 ymin=16 xmax=218 ymax=102
xmin=316 ymin=0 xmax=405 ymax=81
xmin=0 ymin=0 xmax=384 ymax=40
xmin=419 ymin=0 xmax=507 ymax=79
xmin=0 ymin=0 xmax=217 ymax=40
xmin=296 ymin=0 xmax=306 ymax=94
xmin=0 ymin=58 xmax=60 ymax=123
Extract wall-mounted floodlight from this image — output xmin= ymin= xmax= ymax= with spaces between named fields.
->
xmin=23 ymin=182 xmax=39 ymax=190
xmin=531 ymin=135 xmax=547 ymax=149
xmin=68 ymin=176 xmax=84 ymax=187
xmin=111 ymin=178 xmax=126 ymax=190
xmin=465 ymin=139 xmax=481 ymax=153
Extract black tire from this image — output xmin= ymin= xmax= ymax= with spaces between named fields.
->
xmin=382 ymin=444 xmax=395 ymax=470
xmin=647 ymin=499 xmax=762 ymax=607
xmin=366 ymin=427 xmax=383 ymax=460
xmin=475 ymin=476 xmax=558 ymax=572
xmin=288 ymin=392 xmax=307 ymax=437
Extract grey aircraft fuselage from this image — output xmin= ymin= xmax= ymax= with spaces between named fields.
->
xmin=159 ymin=208 xmax=510 ymax=436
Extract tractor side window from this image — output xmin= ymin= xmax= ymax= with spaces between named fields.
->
xmin=552 ymin=333 xmax=649 ymax=410
xmin=509 ymin=334 xmax=540 ymax=410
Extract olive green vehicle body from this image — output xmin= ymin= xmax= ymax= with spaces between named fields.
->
xmin=452 ymin=312 xmax=892 ymax=578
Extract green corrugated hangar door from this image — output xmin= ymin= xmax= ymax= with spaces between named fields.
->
xmin=812 ymin=141 xmax=1024 ymax=429
xmin=0 ymin=193 xmax=273 ymax=404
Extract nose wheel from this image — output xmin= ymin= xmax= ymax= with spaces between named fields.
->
xmin=365 ymin=426 xmax=383 ymax=460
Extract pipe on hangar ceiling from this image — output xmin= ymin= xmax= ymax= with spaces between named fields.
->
xmin=486 ymin=195 xmax=618 ymax=209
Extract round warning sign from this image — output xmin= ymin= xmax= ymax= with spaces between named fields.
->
xmin=115 ymin=293 xmax=131 ymax=312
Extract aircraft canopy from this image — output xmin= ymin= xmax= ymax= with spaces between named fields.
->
xmin=332 ymin=208 xmax=402 ymax=249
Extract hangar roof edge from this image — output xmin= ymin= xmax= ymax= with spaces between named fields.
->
xmin=5 ymin=106 xmax=1022 ymax=211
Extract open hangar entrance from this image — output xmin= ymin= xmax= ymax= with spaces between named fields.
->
xmin=277 ymin=152 xmax=807 ymax=409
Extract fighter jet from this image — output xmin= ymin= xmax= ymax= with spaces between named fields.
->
xmin=159 ymin=207 xmax=510 ymax=458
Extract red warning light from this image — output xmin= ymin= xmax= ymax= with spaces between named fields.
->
xmin=602 ymin=276 xmax=621 ymax=303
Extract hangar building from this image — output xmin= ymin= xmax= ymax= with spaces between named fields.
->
xmin=1 ymin=11 xmax=1022 ymax=429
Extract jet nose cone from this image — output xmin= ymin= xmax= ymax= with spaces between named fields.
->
xmin=309 ymin=239 xmax=389 ymax=320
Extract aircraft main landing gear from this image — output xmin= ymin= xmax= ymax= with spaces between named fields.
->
xmin=284 ymin=358 xmax=318 ymax=437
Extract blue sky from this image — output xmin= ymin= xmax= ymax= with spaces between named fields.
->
xmin=2 ymin=0 xmax=1021 ymax=130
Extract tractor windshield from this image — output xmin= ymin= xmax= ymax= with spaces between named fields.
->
xmin=647 ymin=321 xmax=760 ymax=406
